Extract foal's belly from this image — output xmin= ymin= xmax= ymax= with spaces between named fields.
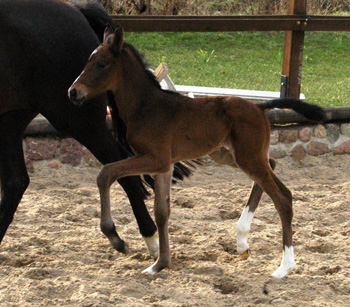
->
xmin=171 ymin=126 xmax=229 ymax=162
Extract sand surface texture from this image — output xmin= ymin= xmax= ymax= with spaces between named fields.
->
xmin=1 ymin=155 xmax=349 ymax=306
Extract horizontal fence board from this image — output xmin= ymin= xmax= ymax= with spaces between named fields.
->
xmin=112 ymin=15 xmax=350 ymax=32
xmin=24 ymin=115 xmax=58 ymax=135
xmin=174 ymin=85 xmax=305 ymax=102
xmin=24 ymin=107 xmax=350 ymax=136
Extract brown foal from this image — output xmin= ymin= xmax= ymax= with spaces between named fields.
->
xmin=68 ymin=26 xmax=326 ymax=278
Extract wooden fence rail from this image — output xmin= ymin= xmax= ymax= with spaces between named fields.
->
xmin=112 ymin=0 xmax=350 ymax=99
xmin=25 ymin=0 xmax=350 ymax=135
xmin=24 ymin=107 xmax=350 ymax=136
xmin=112 ymin=15 xmax=350 ymax=32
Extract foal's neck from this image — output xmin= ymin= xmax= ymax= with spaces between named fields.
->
xmin=113 ymin=60 xmax=164 ymax=125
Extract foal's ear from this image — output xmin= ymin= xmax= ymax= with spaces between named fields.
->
xmin=103 ymin=24 xmax=114 ymax=43
xmin=111 ymin=25 xmax=124 ymax=54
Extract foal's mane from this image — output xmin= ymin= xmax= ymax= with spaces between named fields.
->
xmin=75 ymin=1 xmax=194 ymax=192
xmin=123 ymin=42 xmax=180 ymax=96
xmin=107 ymin=41 xmax=194 ymax=185
xmin=108 ymin=41 xmax=179 ymax=151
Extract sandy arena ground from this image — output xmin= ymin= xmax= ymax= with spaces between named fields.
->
xmin=0 ymin=154 xmax=350 ymax=306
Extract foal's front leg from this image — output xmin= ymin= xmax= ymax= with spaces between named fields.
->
xmin=97 ymin=155 xmax=171 ymax=258
xmin=142 ymin=169 xmax=173 ymax=275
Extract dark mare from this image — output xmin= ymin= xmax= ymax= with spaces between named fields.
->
xmin=0 ymin=0 xmax=190 ymax=258
xmin=69 ymin=26 xmax=326 ymax=278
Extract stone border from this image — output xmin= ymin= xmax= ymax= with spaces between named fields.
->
xmin=23 ymin=137 xmax=100 ymax=173
xmin=24 ymin=123 xmax=350 ymax=172
xmin=270 ymin=123 xmax=350 ymax=160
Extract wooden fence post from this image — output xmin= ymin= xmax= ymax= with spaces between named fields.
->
xmin=281 ymin=0 xmax=307 ymax=99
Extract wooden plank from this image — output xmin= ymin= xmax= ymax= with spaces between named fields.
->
xmin=281 ymin=0 xmax=306 ymax=99
xmin=24 ymin=107 xmax=350 ymax=136
xmin=306 ymin=16 xmax=350 ymax=31
xmin=174 ymin=85 xmax=305 ymax=102
xmin=267 ymin=107 xmax=350 ymax=124
xmin=24 ymin=115 xmax=57 ymax=135
xmin=112 ymin=15 xmax=350 ymax=32
xmin=113 ymin=15 xmax=303 ymax=32
xmin=153 ymin=63 xmax=176 ymax=91
xmin=324 ymin=107 xmax=350 ymax=123
xmin=154 ymin=62 xmax=169 ymax=80
xmin=24 ymin=115 xmax=112 ymax=136
xmin=266 ymin=109 xmax=306 ymax=124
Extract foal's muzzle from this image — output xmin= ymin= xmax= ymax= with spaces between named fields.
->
xmin=68 ymin=86 xmax=86 ymax=105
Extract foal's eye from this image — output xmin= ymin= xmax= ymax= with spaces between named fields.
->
xmin=97 ymin=61 xmax=109 ymax=69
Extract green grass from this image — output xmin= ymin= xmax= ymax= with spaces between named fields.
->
xmin=125 ymin=31 xmax=350 ymax=107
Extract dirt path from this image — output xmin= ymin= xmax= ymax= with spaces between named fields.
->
xmin=1 ymin=154 xmax=349 ymax=306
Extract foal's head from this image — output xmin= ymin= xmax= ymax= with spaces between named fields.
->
xmin=68 ymin=25 xmax=126 ymax=105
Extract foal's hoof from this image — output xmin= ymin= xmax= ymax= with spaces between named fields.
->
xmin=271 ymin=263 xmax=295 ymax=279
xmin=239 ymin=249 xmax=250 ymax=260
xmin=142 ymin=265 xmax=159 ymax=276
xmin=271 ymin=246 xmax=295 ymax=278
xmin=142 ymin=261 xmax=168 ymax=276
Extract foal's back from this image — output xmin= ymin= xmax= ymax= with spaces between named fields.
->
xmin=151 ymin=94 xmax=270 ymax=162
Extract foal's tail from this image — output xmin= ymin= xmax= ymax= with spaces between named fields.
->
xmin=258 ymin=98 xmax=327 ymax=122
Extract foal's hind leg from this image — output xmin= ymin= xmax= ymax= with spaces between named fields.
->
xmin=237 ymin=158 xmax=294 ymax=278
xmin=210 ymin=149 xmax=278 ymax=261
xmin=267 ymin=172 xmax=295 ymax=278
xmin=142 ymin=169 xmax=173 ymax=275
xmin=236 ymin=158 xmax=276 ymax=260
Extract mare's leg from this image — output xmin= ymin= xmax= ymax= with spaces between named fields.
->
xmin=44 ymin=102 xmax=157 ymax=256
xmin=117 ymin=177 xmax=158 ymax=257
xmin=236 ymin=158 xmax=276 ymax=259
xmin=142 ymin=169 xmax=173 ymax=275
xmin=0 ymin=110 xmax=36 ymax=243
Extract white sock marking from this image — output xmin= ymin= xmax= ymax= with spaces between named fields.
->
xmin=143 ymin=232 xmax=159 ymax=259
xmin=272 ymin=246 xmax=295 ymax=278
xmin=142 ymin=263 xmax=158 ymax=276
xmin=236 ymin=206 xmax=254 ymax=255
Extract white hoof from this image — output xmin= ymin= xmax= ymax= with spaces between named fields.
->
xmin=142 ymin=264 xmax=158 ymax=276
xmin=143 ymin=233 xmax=159 ymax=259
xmin=272 ymin=246 xmax=295 ymax=278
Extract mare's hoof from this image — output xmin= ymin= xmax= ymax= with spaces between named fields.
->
xmin=114 ymin=240 xmax=130 ymax=255
xmin=239 ymin=249 xmax=250 ymax=260
xmin=143 ymin=233 xmax=159 ymax=259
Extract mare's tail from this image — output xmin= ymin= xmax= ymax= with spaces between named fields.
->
xmin=258 ymin=98 xmax=327 ymax=122
xmin=75 ymin=2 xmax=115 ymax=42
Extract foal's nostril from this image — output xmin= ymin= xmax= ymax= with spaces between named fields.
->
xmin=69 ymin=88 xmax=77 ymax=100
